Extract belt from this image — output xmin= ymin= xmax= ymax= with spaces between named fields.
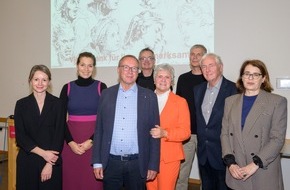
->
xmin=109 ymin=154 xmax=139 ymax=161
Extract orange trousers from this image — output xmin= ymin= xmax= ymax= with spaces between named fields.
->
xmin=146 ymin=160 xmax=180 ymax=190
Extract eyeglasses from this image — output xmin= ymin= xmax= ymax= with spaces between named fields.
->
xmin=242 ymin=73 xmax=262 ymax=79
xmin=139 ymin=57 xmax=155 ymax=62
xmin=119 ymin=65 xmax=139 ymax=72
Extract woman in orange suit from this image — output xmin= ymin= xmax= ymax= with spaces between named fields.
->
xmin=147 ymin=64 xmax=191 ymax=190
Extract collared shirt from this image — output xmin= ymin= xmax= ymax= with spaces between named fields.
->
xmin=110 ymin=83 xmax=139 ymax=155
xmin=156 ymin=89 xmax=170 ymax=114
xmin=93 ymin=84 xmax=139 ymax=169
xmin=202 ymin=77 xmax=223 ymax=124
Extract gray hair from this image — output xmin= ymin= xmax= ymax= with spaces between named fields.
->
xmin=200 ymin=53 xmax=223 ymax=65
xmin=154 ymin=63 xmax=175 ymax=86
xmin=190 ymin=44 xmax=207 ymax=55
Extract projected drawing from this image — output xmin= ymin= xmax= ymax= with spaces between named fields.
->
xmin=87 ymin=0 xmax=120 ymax=18
xmin=57 ymin=0 xmax=80 ymax=23
xmin=52 ymin=0 xmax=91 ymax=66
xmin=140 ymin=0 xmax=161 ymax=9
xmin=51 ymin=0 xmax=214 ymax=68
xmin=86 ymin=0 xmax=120 ymax=37
xmin=124 ymin=11 xmax=166 ymax=54
xmin=86 ymin=18 xmax=121 ymax=58
xmin=176 ymin=0 xmax=214 ymax=48
xmin=52 ymin=25 xmax=76 ymax=67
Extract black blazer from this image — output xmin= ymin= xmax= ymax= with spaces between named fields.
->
xmin=92 ymin=84 xmax=160 ymax=178
xmin=194 ymin=77 xmax=237 ymax=170
xmin=14 ymin=92 xmax=65 ymax=164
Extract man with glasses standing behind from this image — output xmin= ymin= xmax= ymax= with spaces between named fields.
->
xmin=137 ymin=47 xmax=156 ymax=91
xmin=92 ymin=55 xmax=160 ymax=190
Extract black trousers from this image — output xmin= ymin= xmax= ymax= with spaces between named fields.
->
xmin=103 ymin=155 xmax=146 ymax=190
xmin=199 ymin=160 xmax=230 ymax=190
xmin=16 ymin=150 xmax=62 ymax=190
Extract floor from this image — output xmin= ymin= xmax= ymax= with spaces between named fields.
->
xmin=0 ymin=151 xmax=200 ymax=190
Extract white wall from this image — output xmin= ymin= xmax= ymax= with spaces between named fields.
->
xmin=1 ymin=0 xmax=290 ymax=185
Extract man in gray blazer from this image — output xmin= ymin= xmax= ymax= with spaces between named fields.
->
xmin=194 ymin=53 xmax=237 ymax=190
xmin=92 ymin=55 xmax=160 ymax=190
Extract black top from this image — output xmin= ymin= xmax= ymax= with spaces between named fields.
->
xmin=60 ymin=76 xmax=107 ymax=143
xmin=176 ymin=71 xmax=206 ymax=134
xmin=136 ymin=71 xmax=155 ymax=91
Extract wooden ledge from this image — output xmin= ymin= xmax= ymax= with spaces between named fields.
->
xmin=0 ymin=117 xmax=8 ymax=123
xmin=189 ymin=178 xmax=201 ymax=185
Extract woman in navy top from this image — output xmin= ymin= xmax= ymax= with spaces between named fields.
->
xmin=221 ymin=60 xmax=287 ymax=190
xmin=60 ymin=52 xmax=107 ymax=190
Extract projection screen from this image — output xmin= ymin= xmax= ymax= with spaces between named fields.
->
xmin=51 ymin=0 xmax=214 ymax=68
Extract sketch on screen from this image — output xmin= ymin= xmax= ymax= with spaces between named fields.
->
xmin=87 ymin=0 xmax=120 ymax=18
xmin=124 ymin=11 xmax=166 ymax=54
xmin=51 ymin=0 xmax=214 ymax=68
xmin=86 ymin=0 xmax=120 ymax=37
xmin=176 ymin=0 xmax=214 ymax=49
xmin=85 ymin=18 xmax=121 ymax=62
xmin=52 ymin=24 xmax=76 ymax=67
xmin=139 ymin=0 xmax=161 ymax=9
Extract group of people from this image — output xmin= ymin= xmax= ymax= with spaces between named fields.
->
xmin=14 ymin=44 xmax=287 ymax=190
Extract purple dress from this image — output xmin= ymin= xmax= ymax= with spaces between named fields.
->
xmin=62 ymin=80 xmax=103 ymax=190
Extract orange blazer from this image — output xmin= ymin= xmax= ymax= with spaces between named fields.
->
xmin=159 ymin=92 xmax=191 ymax=163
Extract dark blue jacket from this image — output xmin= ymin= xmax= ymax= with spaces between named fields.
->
xmin=194 ymin=77 xmax=237 ymax=170
xmin=92 ymin=84 xmax=160 ymax=177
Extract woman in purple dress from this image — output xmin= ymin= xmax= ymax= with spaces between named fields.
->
xmin=60 ymin=52 xmax=107 ymax=190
